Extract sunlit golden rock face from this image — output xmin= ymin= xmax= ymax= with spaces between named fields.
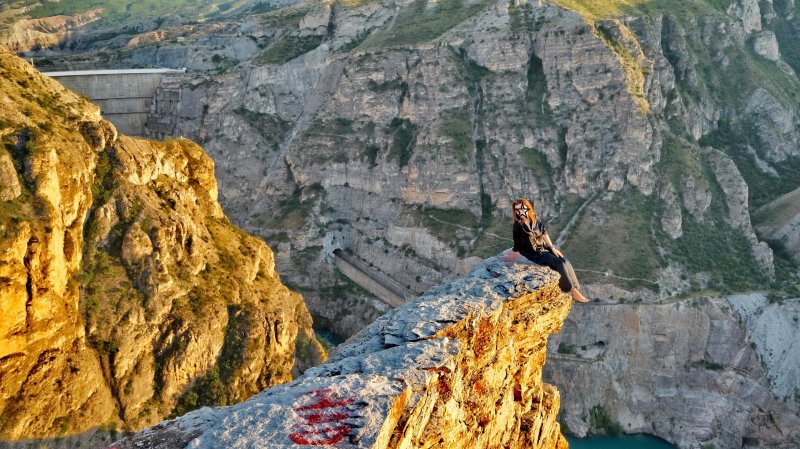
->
xmin=114 ymin=253 xmax=571 ymax=449
xmin=0 ymin=49 xmax=323 ymax=443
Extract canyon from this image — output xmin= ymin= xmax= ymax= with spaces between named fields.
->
xmin=2 ymin=0 xmax=800 ymax=448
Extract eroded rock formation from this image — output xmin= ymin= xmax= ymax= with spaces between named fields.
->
xmin=545 ymin=295 xmax=800 ymax=449
xmin=113 ymin=252 xmax=571 ymax=449
xmin=0 ymin=50 xmax=323 ymax=444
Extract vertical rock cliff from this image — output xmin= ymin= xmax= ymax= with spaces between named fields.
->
xmin=545 ymin=295 xmax=800 ymax=449
xmin=59 ymin=0 xmax=793 ymax=341
xmin=0 ymin=50 xmax=323 ymax=444
xmin=113 ymin=252 xmax=571 ymax=449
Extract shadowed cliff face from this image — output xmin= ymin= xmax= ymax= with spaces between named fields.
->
xmin=0 ymin=50 xmax=323 ymax=443
xmin=112 ymin=252 xmax=571 ymax=449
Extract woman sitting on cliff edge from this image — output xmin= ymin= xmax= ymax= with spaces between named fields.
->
xmin=511 ymin=198 xmax=589 ymax=303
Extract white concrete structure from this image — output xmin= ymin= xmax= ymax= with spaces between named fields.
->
xmin=43 ymin=69 xmax=185 ymax=137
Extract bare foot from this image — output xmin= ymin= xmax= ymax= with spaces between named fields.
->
xmin=571 ymin=289 xmax=590 ymax=303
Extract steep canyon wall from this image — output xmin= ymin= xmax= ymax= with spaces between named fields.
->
xmin=544 ymin=295 xmax=800 ymax=449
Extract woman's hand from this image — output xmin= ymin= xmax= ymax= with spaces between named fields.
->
xmin=551 ymin=247 xmax=564 ymax=258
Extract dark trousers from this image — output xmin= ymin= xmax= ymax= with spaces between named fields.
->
xmin=522 ymin=251 xmax=580 ymax=293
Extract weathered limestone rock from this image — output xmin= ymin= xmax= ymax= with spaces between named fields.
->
xmin=706 ymin=148 xmax=775 ymax=278
xmin=680 ymin=173 xmax=712 ymax=219
xmin=728 ymin=0 xmax=762 ymax=34
xmin=753 ymin=30 xmax=781 ymax=61
xmin=659 ymin=182 xmax=682 ymax=239
xmin=113 ymin=252 xmax=571 ymax=449
xmin=0 ymin=50 xmax=323 ymax=443
xmin=545 ymin=295 xmax=800 ymax=449
xmin=121 ymin=221 xmax=154 ymax=264
xmin=744 ymin=88 xmax=799 ymax=163
xmin=0 ymin=151 xmax=21 ymax=200
xmin=728 ymin=293 xmax=800 ymax=400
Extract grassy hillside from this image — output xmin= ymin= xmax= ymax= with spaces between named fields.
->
xmin=20 ymin=0 xmax=253 ymax=25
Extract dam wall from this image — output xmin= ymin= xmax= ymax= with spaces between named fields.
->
xmin=333 ymin=248 xmax=415 ymax=308
xmin=43 ymin=69 xmax=184 ymax=136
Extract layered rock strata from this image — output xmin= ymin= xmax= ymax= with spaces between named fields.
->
xmin=106 ymin=0 xmax=797 ymax=340
xmin=545 ymin=295 xmax=800 ymax=449
xmin=113 ymin=252 xmax=571 ymax=449
xmin=0 ymin=50 xmax=322 ymax=443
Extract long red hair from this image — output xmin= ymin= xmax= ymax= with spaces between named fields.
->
xmin=512 ymin=198 xmax=536 ymax=223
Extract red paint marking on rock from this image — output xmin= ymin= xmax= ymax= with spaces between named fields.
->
xmin=289 ymin=388 xmax=355 ymax=446
xmin=289 ymin=426 xmax=350 ymax=446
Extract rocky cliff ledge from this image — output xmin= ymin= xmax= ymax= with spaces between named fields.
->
xmin=0 ymin=50 xmax=322 ymax=444
xmin=113 ymin=252 xmax=571 ymax=449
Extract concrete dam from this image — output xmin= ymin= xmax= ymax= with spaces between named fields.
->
xmin=43 ymin=68 xmax=184 ymax=137
xmin=333 ymin=249 xmax=416 ymax=308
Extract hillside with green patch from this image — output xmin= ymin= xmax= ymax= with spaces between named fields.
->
xmin=13 ymin=0 xmax=800 ymax=334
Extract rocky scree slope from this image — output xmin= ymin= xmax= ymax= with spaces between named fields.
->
xmin=0 ymin=50 xmax=323 ymax=444
xmin=76 ymin=0 xmax=800 ymax=339
xmin=113 ymin=252 xmax=570 ymax=449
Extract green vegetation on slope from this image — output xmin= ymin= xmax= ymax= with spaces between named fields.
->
xmin=232 ymin=106 xmax=290 ymax=151
xmin=699 ymin=120 xmax=800 ymax=210
xmin=438 ymin=108 xmax=474 ymax=163
xmin=403 ymin=205 xmax=480 ymax=249
xmin=385 ymin=117 xmax=418 ymax=167
xmin=656 ymin=137 xmax=769 ymax=292
xmin=27 ymin=0 xmax=252 ymax=26
xmin=360 ymin=0 xmax=495 ymax=48
xmin=562 ymin=188 xmax=660 ymax=291
xmin=254 ymin=35 xmax=325 ymax=65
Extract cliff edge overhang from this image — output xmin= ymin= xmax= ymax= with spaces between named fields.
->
xmin=113 ymin=251 xmax=572 ymax=449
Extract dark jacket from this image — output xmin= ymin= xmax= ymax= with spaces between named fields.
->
xmin=512 ymin=219 xmax=550 ymax=259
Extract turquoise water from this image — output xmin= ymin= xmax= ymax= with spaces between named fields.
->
xmin=566 ymin=435 xmax=678 ymax=449
xmin=314 ymin=328 xmax=343 ymax=349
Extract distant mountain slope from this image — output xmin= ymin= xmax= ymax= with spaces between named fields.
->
xmin=14 ymin=0 xmax=800 ymax=361
xmin=0 ymin=50 xmax=323 ymax=445
xmin=0 ymin=0 xmax=271 ymax=54
xmin=65 ymin=0 xmax=796 ymax=336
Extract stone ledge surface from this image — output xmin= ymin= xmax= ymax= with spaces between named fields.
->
xmin=112 ymin=251 xmax=571 ymax=449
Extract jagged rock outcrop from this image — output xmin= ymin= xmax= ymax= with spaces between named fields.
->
xmin=705 ymin=148 xmax=775 ymax=278
xmin=0 ymin=50 xmax=323 ymax=445
xmin=112 ymin=252 xmax=570 ymax=449
xmin=545 ymin=294 xmax=800 ymax=449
